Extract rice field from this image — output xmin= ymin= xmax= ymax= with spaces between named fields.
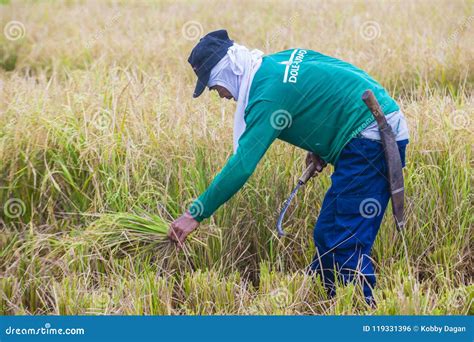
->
xmin=0 ymin=0 xmax=473 ymax=315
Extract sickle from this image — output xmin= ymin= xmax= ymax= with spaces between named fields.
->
xmin=276 ymin=162 xmax=318 ymax=237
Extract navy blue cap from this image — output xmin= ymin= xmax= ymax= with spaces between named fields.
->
xmin=188 ymin=29 xmax=233 ymax=98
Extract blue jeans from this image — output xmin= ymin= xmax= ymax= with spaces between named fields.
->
xmin=310 ymin=137 xmax=408 ymax=301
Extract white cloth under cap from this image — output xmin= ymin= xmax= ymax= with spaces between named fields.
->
xmin=208 ymin=43 xmax=264 ymax=153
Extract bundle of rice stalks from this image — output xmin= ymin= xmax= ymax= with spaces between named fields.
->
xmin=79 ymin=211 xmax=208 ymax=267
xmin=85 ymin=212 xmax=172 ymax=255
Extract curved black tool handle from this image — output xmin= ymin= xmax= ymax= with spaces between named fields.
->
xmin=362 ymin=90 xmax=405 ymax=230
xmin=362 ymin=90 xmax=385 ymax=121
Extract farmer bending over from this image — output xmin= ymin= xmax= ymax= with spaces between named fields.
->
xmin=169 ymin=30 xmax=409 ymax=303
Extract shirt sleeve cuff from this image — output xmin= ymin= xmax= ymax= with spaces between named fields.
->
xmin=188 ymin=199 xmax=207 ymax=222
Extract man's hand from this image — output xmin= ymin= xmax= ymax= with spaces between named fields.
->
xmin=305 ymin=152 xmax=327 ymax=178
xmin=168 ymin=211 xmax=200 ymax=245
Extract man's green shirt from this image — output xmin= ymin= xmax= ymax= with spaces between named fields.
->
xmin=191 ymin=49 xmax=399 ymax=221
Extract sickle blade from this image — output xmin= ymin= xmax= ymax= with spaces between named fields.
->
xmin=276 ymin=181 xmax=303 ymax=237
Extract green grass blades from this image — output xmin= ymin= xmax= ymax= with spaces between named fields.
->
xmin=86 ymin=212 xmax=170 ymax=253
xmin=95 ymin=212 xmax=169 ymax=236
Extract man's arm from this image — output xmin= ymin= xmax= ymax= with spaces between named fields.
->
xmin=168 ymin=101 xmax=284 ymax=244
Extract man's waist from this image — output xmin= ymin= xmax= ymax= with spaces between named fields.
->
xmin=358 ymin=110 xmax=409 ymax=141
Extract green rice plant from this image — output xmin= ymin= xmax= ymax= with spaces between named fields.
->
xmin=78 ymin=211 xmax=208 ymax=273
xmin=84 ymin=212 xmax=170 ymax=253
xmin=124 ymin=272 xmax=175 ymax=315
xmin=52 ymin=276 xmax=89 ymax=315
xmin=95 ymin=212 xmax=168 ymax=236
xmin=255 ymin=263 xmax=330 ymax=315
xmin=0 ymin=276 xmax=16 ymax=315
xmin=181 ymin=270 xmax=251 ymax=315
